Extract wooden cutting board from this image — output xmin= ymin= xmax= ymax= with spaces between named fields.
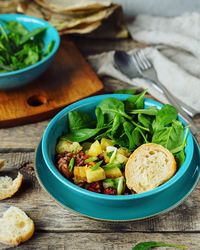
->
xmin=0 ymin=38 xmax=104 ymax=128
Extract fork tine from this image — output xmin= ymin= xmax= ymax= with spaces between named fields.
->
xmin=131 ymin=54 xmax=143 ymax=75
xmin=140 ymin=50 xmax=151 ymax=68
xmin=136 ymin=51 xmax=149 ymax=70
xmin=134 ymin=52 xmax=145 ymax=71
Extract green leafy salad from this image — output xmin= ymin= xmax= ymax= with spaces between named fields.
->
xmin=55 ymin=91 xmax=188 ymax=195
xmin=0 ymin=20 xmax=55 ymax=73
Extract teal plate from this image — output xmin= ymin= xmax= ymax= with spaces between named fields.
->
xmin=35 ymin=138 xmax=200 ymax=221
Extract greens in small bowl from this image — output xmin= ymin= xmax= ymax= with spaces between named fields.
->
xmin=42 ymin=93 xmax=194 ymax=199
xmin=0 ymin=14 xmax=60 ymax=89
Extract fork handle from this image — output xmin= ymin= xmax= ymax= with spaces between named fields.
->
xmin=145 ymin=77 xmax=199 ymax=135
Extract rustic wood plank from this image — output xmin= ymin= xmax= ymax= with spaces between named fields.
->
xmin=0 ymin=152 xmax=200 ymax=232
xmin=0 ymin=232 xmax=199 ymax=250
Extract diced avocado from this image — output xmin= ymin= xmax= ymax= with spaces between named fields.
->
xmin=100 ymin=138 xmax=114 ymax=151
xmin=87 ymin=140 xmax=102 ymax=157
xmin=104 ymin=167 xmax=122 ymax=178
xmin=86 ymin=167 xmax=106 ymax=183
xmin=117 ymin=147 xmax=131 ymax=157
xmin=56 ymin=139 xmax=82 ymax=154
xmin=114 ymin=152 xmax=128 ymax=164
xmin=74 ymin=166 xmax=87 ymax=183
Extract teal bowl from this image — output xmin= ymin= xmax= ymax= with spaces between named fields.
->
xmin=0 ymin=14 xmax=60 ymax=90
xmin=41 ymin=94 xmax=194 ymax=207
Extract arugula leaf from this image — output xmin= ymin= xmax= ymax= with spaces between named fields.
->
xmin=44 ymin=40 xmax=55 ymax=56
xmin=0 ymin=20 xmax=55 ymax=73
xmin=153 ymin=104 xmax=177 ymax=131
xmin=132 ymin=241 xmax=187 ymax=250
xmin=68 ymin=111 xmax=95 ymax=131
xmin=152 ymin=120 xmax=184 ymax=152
xmin=19 ymin=27 xmax=47 ymax=45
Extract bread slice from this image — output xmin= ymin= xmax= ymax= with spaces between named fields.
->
xmin=125 ymin=143 xmax=177 ymax=193
xmin=0 ymin=206 xmax=35 ymax=246
xmin=0 ymin=159 xmax=4 ymax=170
xmin=0 ymin=172 xmax=23 ymax=200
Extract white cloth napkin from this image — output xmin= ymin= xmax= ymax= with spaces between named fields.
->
xmin=88 ymin=12 xmax=200 ymax=114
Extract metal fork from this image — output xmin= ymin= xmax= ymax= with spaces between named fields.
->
xmin=133 ymin=50 xmax=199 ymax=135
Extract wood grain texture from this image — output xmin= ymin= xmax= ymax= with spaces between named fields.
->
xmin=0 ymin=232 xmax=199 ymax=250
xmin=0 ymin=38 xmax=104 ymax=127
xmin=0 ymin=152 xmax=200 ymax=232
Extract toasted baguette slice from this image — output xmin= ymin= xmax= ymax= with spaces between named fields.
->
xmin=0 ymin=206 xmax=35 ymax=246
xmin=0 ymin=159 xmax=4 ymax=170
xmin=125 ymin=143 xmax=177 ymax=193
xmin=0 ymin=172 xmax=23 ymax=200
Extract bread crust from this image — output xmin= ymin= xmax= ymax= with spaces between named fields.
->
xmin=125 ymin=143 xmax=177 ymax=193
xmin=0 ymin=172 xmax=23 ymax=200
xmin=0 ymin=206 xmax=35 ymax=246
xmin=0 ymin=159 xmax=4 ymax=170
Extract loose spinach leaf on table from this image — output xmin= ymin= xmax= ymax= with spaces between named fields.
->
xmin=132 ymin=241 xmax=187 ymax=250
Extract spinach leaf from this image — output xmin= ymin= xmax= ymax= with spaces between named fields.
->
xmin=123 ymin=121 xmax=135 ymax=150
xmin=64 ymin=128 xmax=103 ymax=142
xmin=97 ymin=98 xmax=130 ymax=122
xmin=152 ymin=120 xmax=184 ymax=152
xmin=68 ymin=111 xmax=95 ymax=131
xmin=130 ymin=107 xmax=158 ymax=116
xmin=132 ymin=241 xmax=187 ymax=250
xmin=175 ymin=150 xmax=185 ymax=167
xmin=138 ymin=114 xmax=153 ymax=131
xmin=124 ymin=90 xmax=147 ymax=111
xmin=153 ymin=104 xmax=177 ymax=131
xmin=95 ymin=107 xmax=104 ymax=128
xmin=111 ymin=114 xmax=124 ymax=137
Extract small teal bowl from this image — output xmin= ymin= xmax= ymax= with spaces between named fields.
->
xmin=42 ymin=94 xmax=194 ymax=207
xmin=0 ymin=14 xmax=60 ymax=90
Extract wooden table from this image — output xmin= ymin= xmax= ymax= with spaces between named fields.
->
xmin=0 ymin=38 xmax=200 ymax=250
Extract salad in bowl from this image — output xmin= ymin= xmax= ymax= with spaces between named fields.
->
xmin=53 ymin=91 xmax=190 ymax=196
